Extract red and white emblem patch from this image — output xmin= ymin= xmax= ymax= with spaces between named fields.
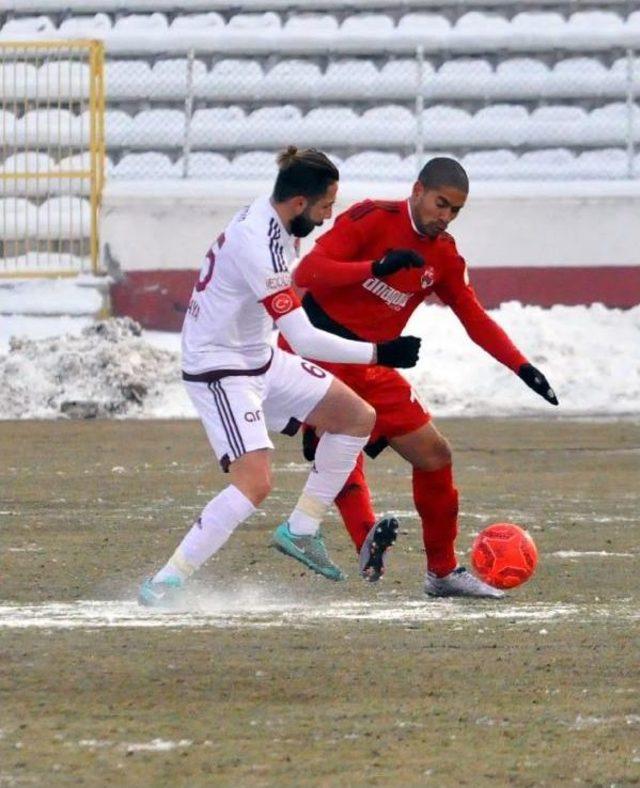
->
xmin=272 ymin=292 xmax=294 ymax=314
xmin=421 ymin=266 xmax=435 ymax=289
xmin=262 ymin=287 xmax=301 ymax=320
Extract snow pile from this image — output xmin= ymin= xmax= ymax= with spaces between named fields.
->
xmin=0 ymin=303 xmax=639 ymax=420
xmin=404 ymin=301 xmax=640 ymax=416
xmin=0 ymin=318 xmax=179 ymax=419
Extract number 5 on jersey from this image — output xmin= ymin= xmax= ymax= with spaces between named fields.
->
xmin=196 ymin=232 xmax=226 ymax=292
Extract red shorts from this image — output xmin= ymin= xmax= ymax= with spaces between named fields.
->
xmin=318 ymin=360 xmax=431 ymax=454
xmin=277 ymin=335 xmax=430 ymax=456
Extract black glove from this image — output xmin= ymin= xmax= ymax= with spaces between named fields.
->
xmin=376 ymin=336 xmax=421 ymax=368
xmin=302 ymin=425 xmax=318 ymax=462
xmin=518 ymin=363 xmax=559 ymax=405
xmin=372 ymin=249 xmax=424 ymax=278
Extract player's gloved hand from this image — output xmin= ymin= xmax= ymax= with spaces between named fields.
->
xmin=376 ymin=336 xmax=421 ymax=368
xmin=372 ymin=249 xmax=424 ymax=278
xmin=302 ymin=425 xmax=318 ymax=462
xmin=518 ymin=363 xmax=559 ymax=405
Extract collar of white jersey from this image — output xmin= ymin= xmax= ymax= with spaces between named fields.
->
xmin=264 ymin=195 xmax=291 ymax=237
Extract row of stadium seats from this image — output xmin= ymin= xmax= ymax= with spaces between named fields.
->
xmin=2 ymin=56 xmax=638 ymax=103
xmin=6 ymin=0 xmax=634 ymax=13
xmin=2 ymin=11 xmax=640 ymax=54
xmin=0 ymin=197 xmax=90 ymax=239
xmin=4 ymin=103 xmax=639 ymax=149
xmin=2 ymin=149 xmax=638 ymax=192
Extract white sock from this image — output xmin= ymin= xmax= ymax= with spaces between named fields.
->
xmin=288 ymin=432 xmax=369 ymax=535
xmin=153 ymin=485 xmax=256 ymax=582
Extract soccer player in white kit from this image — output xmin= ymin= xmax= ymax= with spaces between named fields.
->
xmin=139 ymin=148 xmax=421 ymax=606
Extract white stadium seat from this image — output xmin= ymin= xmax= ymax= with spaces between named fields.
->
xmin=261 ymin=60 xmax=322 ymax=101
xmin=190 ymin=106 xmax=247 ymax=148
xmin=229 ymin=151 xmax=279 ymax=180
xmin=58 ymin=13 xmax=112 ymax=34
xmin=396 ymin=13 xmax=452 ymax=49
xmin=379 ymin=59 xmax=435 ymax=100
xmin=169 ymin=13 xmax=225 ymax=31
xmin=341 ymin=13 xmax=394 ymax=39
xmin=150 ymin=59 xmax=207 ymax=99
xmin=526 ymin=105 xmax=588 ymax=147
xmin=547 ymin=59 xmax=610 ymax=99
xmin=451 ymin=12 xmax=511 ymax=52
xmin=340 ymin=152 xmax=405 ymax=181
xmin=493 ymin=59 xmax=549 ymax=100
xmin=113 ymin=13 xmax=168 ymax=33
xmin=319 ymin=60 xmax=378 ymax=100
xmin=510 ymin=148 xmax=578 ymax=179
xmin=359 ymin=106 xmax=416 ymax=147
xmin=179 ymin=152 xmax=231 ymax=179
xmin=575 ymin=148 xmax=630 ymax=179
xmin=462 ymin=150 xmax=519 ymax=180
xmin=585 ymin=102 xmax=640 ymax=146
xmin=298 ymin=107 xmax=359 ymax=147
xmin=1 ymin=16 xmax=54 ymax=34
xmin=432 ymin=59 xmax=494 ymax=99
xmin=509 ymin=12 xmax=565 ymax=49
xmin=470 ymin=104 xmax=529 ymax=146
xmin=104 ymin=109 xmax=134 ymax=147
xmin=196 ymin=60 xmax=263 ymax=101
xmin=247 ymin=105 xmax=304 ymax=147
xmin=36 ymin=61 xmax=90 ymax=100
xmin=105 ymin=61 xmax=152 ymax=100
xmin=421 ymin=106 xmax=473 ymax=147
xmin=14 ymin=109 xmax=88 ymax=147
xmin=113 ymin=152 xmax=179 ymax=179
xmin=0 ymin=199 xmax=39 ymax=239
xmin=227 ymin=12 xmax=281 ymax=31
xmin=128 ymin=108 xmax=185 ymax=147
xmin=0 ymin=64 xmax=37 ymax=101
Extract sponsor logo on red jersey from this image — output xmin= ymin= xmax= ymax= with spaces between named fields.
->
xmin=362 ymin=277 xmax=410 ymax=311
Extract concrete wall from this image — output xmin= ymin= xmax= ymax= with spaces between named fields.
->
xmin=102 ymin=180 xmax=640 ymax=329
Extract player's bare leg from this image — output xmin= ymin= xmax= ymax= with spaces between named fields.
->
xmin=272 ymin=378 xmax=375 ymax=580
xmin=390 ymin=422 xmax=504 ymax=598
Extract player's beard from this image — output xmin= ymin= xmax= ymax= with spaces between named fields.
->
xmin=290 ymin=210 xmax=319 ymax=238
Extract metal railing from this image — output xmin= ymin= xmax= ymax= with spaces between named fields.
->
xmin=0 ymin=39 xmax=105 ymax=277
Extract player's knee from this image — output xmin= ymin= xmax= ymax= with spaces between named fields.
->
xmin=351 ymin=401 xmax=376 ymax=437
xmin=431 ymin=437 xmax=452 ymax=468
xmin=251 ymin=473 xmax=272 ymax=504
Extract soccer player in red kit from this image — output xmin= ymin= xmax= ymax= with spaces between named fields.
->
xmin=277 ymin=157 xmax=558 ymax=598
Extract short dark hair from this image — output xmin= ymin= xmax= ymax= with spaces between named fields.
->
xmin=272 ymin=146 xmax=339 ymax=203
xmin=418 ymin=157 xmax=469 ymax=193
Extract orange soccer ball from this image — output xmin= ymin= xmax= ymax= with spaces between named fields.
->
xmin=471 ymin=523 xmax=538 ymax=590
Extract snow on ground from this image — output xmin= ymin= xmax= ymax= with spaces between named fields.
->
xmin=0 ymin=300 xmax=639 ymax=420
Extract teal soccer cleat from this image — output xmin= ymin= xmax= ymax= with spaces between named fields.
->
xmin=138 ymin=576 xmax=185 ymax=608
xmin=272 ymin=522 xmax=345 ymax=581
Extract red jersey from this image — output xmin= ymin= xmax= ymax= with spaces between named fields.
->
xmin=294 ymin=199 xmax=527 ymax=372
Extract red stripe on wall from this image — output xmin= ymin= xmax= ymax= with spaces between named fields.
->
xmin=471 ymin=266 xmax=640 ymax=309
xmin=110 ymin=266 xmax=640 ymax=331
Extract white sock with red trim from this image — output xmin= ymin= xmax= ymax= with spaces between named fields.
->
xmin=288 ymin=432 xmax=369 ymax=535
xmin=153 ymin=485 xmax=256 ymax=582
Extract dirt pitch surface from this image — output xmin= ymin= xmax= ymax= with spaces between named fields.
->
xmin=1 ymin=418 xmax=639 ymax=787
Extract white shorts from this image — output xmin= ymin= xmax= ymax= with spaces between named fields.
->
xmin=184 ymin=347 xmax=334 ymax=471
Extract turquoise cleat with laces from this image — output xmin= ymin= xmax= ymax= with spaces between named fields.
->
xmin=272 ymin=522 xmax=345 ymax=581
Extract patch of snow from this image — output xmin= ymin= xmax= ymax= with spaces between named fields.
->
xmin=0 ymin=300 xmax=639 ymax=419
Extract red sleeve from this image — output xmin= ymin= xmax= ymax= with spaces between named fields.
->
xmin=293 ymin=201 xmax=378 ymax=289
xmin=435 ymin=244 xmax=528 ymax=372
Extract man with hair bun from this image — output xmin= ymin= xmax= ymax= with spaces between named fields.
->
xmin=139 ymin=147 xmax=421 ymax=606
xmin=283 ymin=156 xmax=558 ymax=598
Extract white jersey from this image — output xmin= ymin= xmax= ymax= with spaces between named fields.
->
xmin=181 ymin=196 xmax=297 ymax=374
